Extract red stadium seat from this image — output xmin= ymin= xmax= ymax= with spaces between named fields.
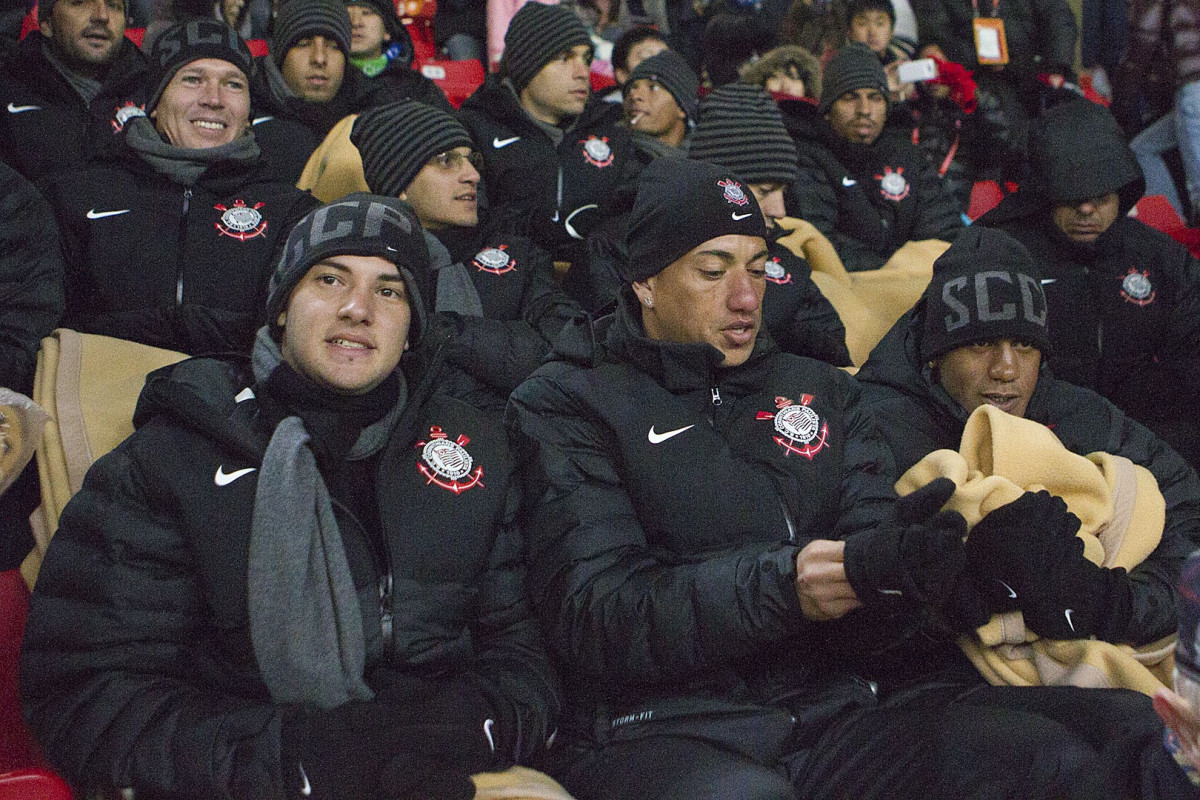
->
xmin=419 ymin=59 xmax=485 ymax=108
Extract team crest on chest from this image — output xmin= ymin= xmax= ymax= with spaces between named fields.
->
xmin=581 ymin=135 xmax=614 ymax=168
xmin=1120 ymin=268 xmax=1155 ymax=306
xmin=416 ymin=425 xmax=485 ymax=494
xmin=717 ymin=178 xmax=750 ymax=206
xmin=473 ymin=244 xmax=517 ymax=275
xmin=755 ymin=394 xmax=829 ymax=459
xmin=765 ymin=257 xmax=792 ymax=285
xmin=214 ymin=200 xmax=267 ymax=241
xmin=875 ymin=166 xmax=909 ymax=201
xmin=110 ymin=100 xmax=146 ymax=133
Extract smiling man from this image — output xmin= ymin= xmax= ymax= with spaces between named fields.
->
xmin=39 ymin=19 xmax=319 ymax=355
xmin=0 ymin=0 xmax=151 ymax=181
xmin=791 ymin=42 xmax=962 ymax=271
xmin=977 ymin=99 xmax=1200 ymax=470
xmin=21 ymin=194 xmax=562 ymax=800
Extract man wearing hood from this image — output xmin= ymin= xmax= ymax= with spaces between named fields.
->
xmin=791 ymin=42 xmax=963 ymax=272
xmin=856 ymin=228 xmax=1200 ymax=706
xmin=976 ymin=99 xmax=1200 ymax=470
xmin=39 ymin=19 xmax=319 ymax=356
xmin=21 ymin=194 xmax=560 ymax=800
xmin=0 ymin=0 xmax=151 ymax=181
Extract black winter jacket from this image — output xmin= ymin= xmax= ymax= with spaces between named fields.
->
xmin=978 ymin=193 xmax=1200 ymax=469
xmin=21 ymin=353 xmax=558 ymax=798
xmin=855 ymin=307 xmax=1200 ymax=670
xmin=763 ymin=233 xmax=852 ymax=366
xmin=40 ymin=138 xmax=319 ymax=355
xmin=507 ymin=289 xmax=906 ymax=741
xmin=913 ymin=0 xmax=1077 ymax=79
xmin=0 ymin=161 xmax=63 ymax=394
xmin=792 ymin=109 xmax=964 ymax=271
xmin=0 ymin=32 xmax=150 ymax=182
xmin=431 ymin=221 xmax=586 ymax=414
xmin=458 ymin=78 xmax=641 ymax=263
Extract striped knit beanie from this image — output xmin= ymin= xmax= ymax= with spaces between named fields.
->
xmin=688 ymin=83 xmax=799 ymax=185
xmin=819 ymin=42 xmax=888 ymax=113
xmin=502 ymin=2 xmax=592 ymax=91
xmin=273 ymin=0 xmax=352 ymax=64
xmin=147 ymin=20 xmax=253 ymax=113
xmin=351 ymin=99 xmax=475 ymax=197
xmin=626 ymin=49 xmax=699 ymax=124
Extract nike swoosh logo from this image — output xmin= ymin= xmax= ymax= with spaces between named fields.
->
xmin=997 ymin=580 xmax=1017 ymax=599
xmin=483 ymin=718 xmax=496 ymax=751
xmin=1064 ymin=608 xmax=1075 ymax=632
xmin=493 ymin=135 xmax=520 ymax=148
xmin=7 ymin=103 xmax=40 ymax=113
xmin=1040 ymin=278 xmax=1056 ymax=285
xmin=731 ymin=212 xmax=752 ymax=221
xmin=251 ymin=115 xmax=274 ymax=125
xmin=214 ymin=465 xmax=257 ymax=486
xmin=648 ymin=424 xmax=694 ymax=444
xmin=298 ymin=762 xmax=312 ymax=796
xmin=842 ymin=176 xmax=857 ymax=186
xmin=86 ymin=208 xmax=130 ymax=219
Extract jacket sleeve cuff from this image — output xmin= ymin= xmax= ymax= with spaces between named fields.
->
xmin=843 ymin=527 xmax=902 ymax=604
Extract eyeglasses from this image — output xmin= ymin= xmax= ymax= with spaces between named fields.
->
xmin=427 ymin=150 xmax=484 ymax=171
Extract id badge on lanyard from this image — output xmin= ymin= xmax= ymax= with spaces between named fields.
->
xmin=972 ymin=0 xmax=1009 ymax=65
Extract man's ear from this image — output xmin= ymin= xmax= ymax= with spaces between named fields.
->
xmin=631 ymin=279 xmax=654 ymax=308
xmin=38 ymin=17 xmax=53 ymax=37
xmin=277 ymin=311 xmax=287 ymax=327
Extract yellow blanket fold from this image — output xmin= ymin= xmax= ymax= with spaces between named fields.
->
xmin=896 ymin=404 xmax=1173 ymax=696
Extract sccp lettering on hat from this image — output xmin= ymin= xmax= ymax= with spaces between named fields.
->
xmin=941 ymin=271 xmax=1047 ymax=333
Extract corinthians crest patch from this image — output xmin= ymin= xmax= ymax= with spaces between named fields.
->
xmin=875 ymin=166 xmax=909 ymax=201
xmin=580 ymin=135 xmax=614 ymax=168
xmin=214 ymin=200 xmax=267 ymax=241
xmin=717 ymin=178 xmax=750 ymax=206
xmin=1120 ymin=268 xmax=1155 ymax=306
xmin=110 ymin=100 xmax=146 ymax=134
xmin=473 ymin=244 xmax=517 ymax=275
xmin=755 ymin=394 xmax=829 ymax=459
xmin=765 ymin=257 xmax=792 ymax=285
xmin=416 ymin=425 xmax=484 ymax=494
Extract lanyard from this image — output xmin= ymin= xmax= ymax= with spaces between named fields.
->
xmin=971 ymin=0 xmax=999 ymax=17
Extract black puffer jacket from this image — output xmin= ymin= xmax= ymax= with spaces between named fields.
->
xmin=791 ymin=108 xmax=963 ymax=271
xmin=458 ymin=78 xmax=641 ymax=263
xmin=977 ymin=105 xmax=1200 ymax=468
xmin=430 ymin=220 xmax=586 ymax=414
xmin=21 ymin=352 xmax=558 ymax=798
xmin=40 ymin=134 xmax=318 ymax=355
xmin=0 ymin=32 xmax=150 ymax=181
xmin=855 ymin=306 xmax=1200 ymax=669
xmin=0 ymin=162 xmax=63 ymax=394
xmin=507 ymin=288 xmax=904 ymax=740
xmin=913 ymin=0 xmax=1077 ymax=79
xmin=763 ymin=233 xmax=852 ymax=366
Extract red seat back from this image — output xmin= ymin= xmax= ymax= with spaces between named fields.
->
xmin=0 ymin=570 xmax=46 ymax=772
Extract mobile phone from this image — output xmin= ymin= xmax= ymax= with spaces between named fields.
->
xmin=897 ymin=58 xmax=938 ymax=83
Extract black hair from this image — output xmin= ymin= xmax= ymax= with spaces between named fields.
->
xmin=612 ymin=25 xmax=667 ymax=74
xmin=846 ymin=0 xmax=895 ymax=25
xmin=700 ymin=10 xmax=773 ymax=87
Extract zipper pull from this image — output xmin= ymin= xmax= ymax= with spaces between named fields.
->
xmin=379 ymin=571 xmax=394 ymax=652
xmin=711 ymin=387 xmax=722 ymax=406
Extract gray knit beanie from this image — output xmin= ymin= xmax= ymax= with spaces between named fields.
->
xmin=147 ymin=20 xmax=253 ymax=113
xmin=819 ymin=42 xmax=888 ymax=113
xmin=273 ymin=0 xmax=353 ymax=65
xmin=501 ymin=2 xmax=592 ymax=91
xmin=352 ymin=100 xmax=474 ymax=197
xmin=267 ymin=194 xmax=432 ymax=344
xmin=688 ymin=82 xmax=799 ymax=185
xmin=626 ymin=49 xmax=700 ymax=124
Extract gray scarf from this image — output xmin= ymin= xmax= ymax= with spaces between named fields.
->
xmin=425 ymin=229 xmax=484 ymax=317
xmin=124 ymin=116 xmax=260 ymax=186
xmin=246 ymin=328 xmax=404 ymax=708
xmin=42 ymin=42 xmax=102 ymax=105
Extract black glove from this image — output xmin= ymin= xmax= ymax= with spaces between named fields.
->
xmin=845 ymin=506 xmax=971 ymax=610
xmin=965 ymin=490 xmax=1084 ymax=611
xmin=281 ymin=673 xmax=501 ymax=800
xmin=895 ymin=477 xmax=957 ymax=525
xmin=1021 ymin=560 xmax=1129 ymax=640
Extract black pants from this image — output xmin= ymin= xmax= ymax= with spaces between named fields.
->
xmin=549 ymin=684 xmax=1196 ymax=800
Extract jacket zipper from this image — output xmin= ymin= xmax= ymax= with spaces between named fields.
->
xmin=328 ymin=495 xmax=394 ymax=653
xmin=176 ymin=187 xmax=193 ymax=306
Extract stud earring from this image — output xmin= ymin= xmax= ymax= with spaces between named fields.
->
xmin=644 ymin=297 xmax=653 ymax=307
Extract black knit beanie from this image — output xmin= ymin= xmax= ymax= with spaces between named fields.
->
xmin=351 ymin=100 xmax=474 ymax=197
xmin=819 ymin=42 xmax=888 ymax=113
xmin=626 ymin=49 xmax=699 ymax=124
xmin=625 ymin=157 xmax=767 ymax=282
xmin=273 ymin=0 xmax=353 ymax=64
xmin=147 ymin=20 xmax=253 ymax=113
xmin=688 ymin=82 xmax=799 ymax=185
xmin=501 ymin=2 xmax=592 ymax=91
xmin=267 ymin=194 xmax=431 ymax=345
xmin=920 ymin=227 xmax=1051 ymax=363
xmin=1029 ymin=98 xmax=1145 ymax=215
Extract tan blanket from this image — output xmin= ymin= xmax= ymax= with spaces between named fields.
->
xmin=896 ymin=404 xmax=1175 ymax=696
